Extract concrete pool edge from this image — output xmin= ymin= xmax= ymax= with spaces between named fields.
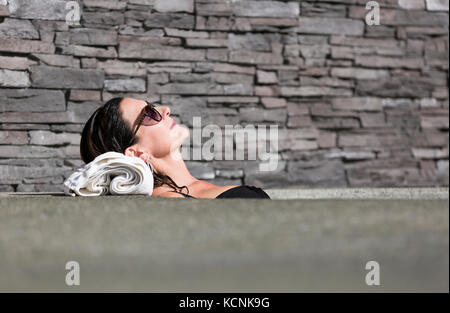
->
xmin=0 ymin=196 xmax=448 ymax=292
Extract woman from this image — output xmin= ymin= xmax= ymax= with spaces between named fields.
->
xmin=80 ymin=97 xmax=270 ymax=199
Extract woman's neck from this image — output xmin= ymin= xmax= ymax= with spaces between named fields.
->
xmin=151 ymin=150 xmax=199 ymax=188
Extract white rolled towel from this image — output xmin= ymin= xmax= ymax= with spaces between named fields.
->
xmin=63 ymin=152 xmax=154 ymax=196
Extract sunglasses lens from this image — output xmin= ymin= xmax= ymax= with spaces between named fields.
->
xmin=143 ymin=105 xmax=161 ymax=124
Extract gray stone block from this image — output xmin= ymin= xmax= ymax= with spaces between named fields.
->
xmin=286 ymin=102 xmax=309 ymax=116
xmin=119 ymin=44 xmax=205 ymax=61
xmin=239 ymin=107 xmax=286 ymax=123
xmin=0 ymin=124 xmax=50 ymax=131
xmin=346 ymin=165 xmax=425 ymax=187
xmin=0 ymin=88 xmax=65 ymax=112
xmin=329 ymin=149 xmax=376 ymax=161
xmin=360 ymin=113 xmax=388 ymax=128
xmin=154 ymin=0 xmax=194 ymax=13
xmin=207 ymin=96 xmax=259 ymax=104
xmin=82 ymin=11 xmax=125 ymax=25
xmin=229 ymin=50 xmax=283 ymax=65
xmin=257 ymin=70 xmax=278 ymax=84
xmin=299 ymin=76 xmax=354 ymax=88
xmin=214 ymin=169 xmax=244 ymax=179
xmin=144 ymin=13 xmax=195 ymax=29
xmin=426 ymin=0 xmax=449 ymax=11
xmin=0 ymin=185 xmax=14 ymax=192
xmin=0 ymin=4 xmax=9 ymax=17
xmin=158 ymin=83 xmax=223 ymax=95
xmin=331 ymin=68 xmax=390 ymax=80
xmin=206 ymin=49 xmax=228 ymax=61
xmin=0 ymin=131 xmax=28 ymax=145
xmin=0 ymin=38 xmax=54 ymax=53
xmin=0 ymin=69 xmax=30 ymax=87
xmin=261 ymin=97 xmax=286 ymax=109
xmin=51 ymin=124 xmax=84 ymax=133
xmin=299 ymin=44 xmax=330 ymax=58
xmin=212 ymin=73 xmax=254 ymax=84
xmin=104 ymin=78 xmax=146 ymax=92
xmin=339 ymin=133 xmax=405 ymax=147
xmin=296 ymin=17 xmax=364 ymax=36
xmin=32 ymin=54 xmax=79 ymax=68
xmin=287 ymin=116 xmax=313 ymax=128
xmin=355 ymin=56 xmax=425 ymax=69
xmin=186 ymin=38 xmax=229 ymax=48
xmin=71 ymin=45 xmax=118 ymax=58
xmin=437 ymin=159 xmax=449 ymax=177
xmin=196 ymin=15 xmax=252 ymax=31
xmin=288 ymin=159 xmax=347 ymax=187
xmin=83 ymin=0 xmax=128 ymax=10
xmin=0 ymin=145 xmax=64 ymax=159
xmin=280 ymin=86 xmax=352 ymax=97
xmin=68 ymin=28 xmax=118 ymax=46
xmin=0 ymin=158 xmax=63 ymax=167
xmin=356 ymin=77 xmax=435 ymax=98
xmin=229 ymin=33 xmax=277 ymax=51
xmin=310 ymin=103 xmax=359 ymax=118
xmin=0 ymin=56 xmax=30 ymax=70
xmin=29 ymin=131 xmax=80 ymax=146
xmin=332 ymin=97 xmax=384 ymax=111
xmin=399 ymin=0 xmax=426 ymax=10
xmin=8 ymin=0 xmax=68 ymax=20
xmin=223 ymin=83 xmax=253 ymax=95
xmin=0 ymin=18 xmax=39 ymax=39
xmin=301 ymin=1 xmax=346 ymax=17
xmin=314 ymin=117 xmax=361 ymax=130
xmin=30 ymin=65 xmax=104 ymax=89
xmin=231 ymin=1 xmax=300 ymax=18
xmin=165 ymin=28 xmax=208 ymax=38
xmin=66 ymin=101 xmax=102 ymax=123
xmin=98 ymin=60 xmax=147 ymax=76
xmin=420 ymin=116 xmax=450 ymax=129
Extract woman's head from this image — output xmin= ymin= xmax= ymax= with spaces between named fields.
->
xmin=119 ymin=98 xmax=188 ymax=161
xmin=80 ymin=97 xmax=130 ymax=164
xmin=80 ymin=97 xmax=190 ymax=193
xmin=80 ymin=97 xmax=187 ymax=164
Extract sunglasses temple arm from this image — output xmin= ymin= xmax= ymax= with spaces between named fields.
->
xmin=133 ymin=114 xmax=145 ymax=137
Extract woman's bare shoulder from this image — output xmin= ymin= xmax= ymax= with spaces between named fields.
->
xmin=151 ymin=181 xmax=240 ymax=199
xmin=154 ymin=191 xmax=185 ymax=198
xmin=193 ymin=183 xmax=240 ymax=198
xmin=151 ymin=186 xmax=177 ymax=197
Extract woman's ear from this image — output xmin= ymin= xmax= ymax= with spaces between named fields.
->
xmin=124 ymin=146 xmax=148 ymax=160
xmin=124 ymin=147 xmax=136 ymax=158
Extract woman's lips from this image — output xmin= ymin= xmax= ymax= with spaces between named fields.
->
xmin=170 ymin=121 xmax=177 ymax=129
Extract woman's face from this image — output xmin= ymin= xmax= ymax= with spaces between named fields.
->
xmin=119 ymin=98 xmax=189 ymax=159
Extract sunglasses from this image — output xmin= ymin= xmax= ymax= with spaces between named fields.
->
xmin=129 ymin=102 xmax=162 ymax=144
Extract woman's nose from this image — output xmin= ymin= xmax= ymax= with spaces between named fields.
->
xmin=161 ymin=106 xmax=170 ymax=118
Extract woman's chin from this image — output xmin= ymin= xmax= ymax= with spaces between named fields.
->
xmin=178 ymin=124 xmax=190 ymax=141
xmin=168 ymin=125 xmax=189 ymax=155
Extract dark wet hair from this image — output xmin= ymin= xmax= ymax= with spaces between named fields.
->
xmin=80 ymin=97 xmax=190 ymax=196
